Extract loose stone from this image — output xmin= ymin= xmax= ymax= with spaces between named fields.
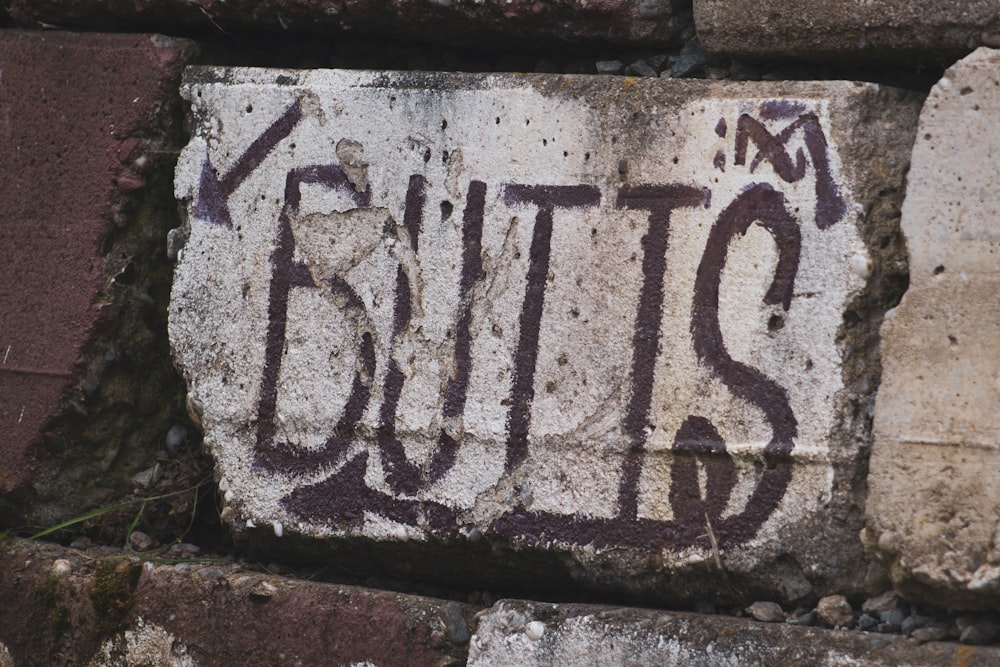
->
xmin=52 ymin=559 xmax=73 ymax=577
xmin=625 ymin=60 xmax=658 ymax=78
xmin=880 ymin=607 xmax=906 ymax=626
xmin=856 ymin=614 xmax=878 ymax=631
xmin=443 ymin=603 xmax=471 ymax=645
xmin=669 ymin=40 xmax=710 ymax=78
xmin=901 ymin=614 xmax=932 ymax=636
xmin=960 ymin=619 xmax=1000 ymax=645
xmin=787 ymin=610 xmax=816 ymax=627
xmin=165 ymin=424 xmax=187 ymax=457
xmin=816 ymin=595 xmax=853 ymax=629
xmin=747 ymin=601 xmax=785 ymax=623
xmin=594 ymin=60 xmax=624 ymax=75
xmin=129 ymin=531 xmax=156 ymax=552
xmin=524 ymin=621 xmax=545 ymax=640
xmin=862 ymin=591 xmax=903 ymax=617
xmin=911 ymin=624 xmax=949 ymax=644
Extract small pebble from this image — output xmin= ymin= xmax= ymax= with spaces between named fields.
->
xmin=880 ymin=607 xmax=906 ymax=626
xmin=857 ymin=614 xmax=878 ymax=631
xmin=645 ymin=53 xmax=670 ymax=73
xmin=911 ymin=624 xmax=949 ymax=643
xmin=52 ymin=559 xmax=73 ymax=576
xmin=747 ymin=601 xmax=785 ymax=623
xmin=129 ymin=531 xmax=156 ymax=552
xmin=443 ymin=602 xmax=470 ymax=645
xmin=901 ymin=614 xmax=932 ymax=636
xmin=131 ymin=463 xmax=162 ymax=489
xmin=595 ymin=60 xmax=625 ymax=75
xmin=960 ymin=619 xmax=1000 ymax=645
xmin=862 ymin=591 xmax=902 ymax=617
xmin=625 ymin=59 xmax=657 ymax=78
xmin=816 ymin=595 xmax=854 ymax=628
xmin=165 ymin=424 xmax=187 ymax=457
xmin=249 ymin=580 xmax=277 ymax=600
xmin=787 ymin=610 xmax=816 ymax=627
xmin=524 ymin=621 xmax=545 ymax=640
xmin=670 ymin=39 xmax=709 ymax=78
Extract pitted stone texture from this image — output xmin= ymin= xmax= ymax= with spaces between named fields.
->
xmin=695 ymin=0 xmax=1000 ymax=61
xmin=469 ymin=600 xmax=1000 ymax=666
xmin=0 ymin=31 xmax=195 ymax=524
xmin=0 ymin=539 xmax=475 ymax=665
xmin=866 ymin=48 xmax=1000 ymax=611
xmin=171 ymin=69 xmax=920 ymax=602
xmin=6 ymin=0 xmax=690 ymax=49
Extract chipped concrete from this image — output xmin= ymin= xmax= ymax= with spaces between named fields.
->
xmin=171 ymin=68 xmax=920 ymax=601
xmin=468 ymin=599 xmax=1000 ymax=666
xmin=866 ymin=47 xmax=1000 ymax=611
xmin=89 ymin=618 xmax=198 ymax=667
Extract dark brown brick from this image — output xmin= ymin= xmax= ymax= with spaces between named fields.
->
xmin=0 ymin=538 xmax=476 ymax=666
xmin=6 ymin=0 xmax=690 ymax=49
xmin=0 ymin=30 xmax=196 ymax=524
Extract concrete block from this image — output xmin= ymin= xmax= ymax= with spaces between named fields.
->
xmin=468 ymin=599 xmax=1000 ymax=665
xmin=865 ymin=48 xmax=1000 ymax=611
xmin=0 ymin=31 xmax=196 ymax=525
xmin=0 ymin=538 xmax=476 ymax=665
xmin=6 ymin=0 xmax=691 ymax=49
xmin=171 ymin=68 xmax=921 ymax=602
xmin=695 ymin=0 xmax=1000 ymax=62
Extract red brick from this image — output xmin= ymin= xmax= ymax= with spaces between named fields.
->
xmin=0 ymin=31 xmax=195 ymax=515
xmin=0 ymin=538 xmax=475 ymax=665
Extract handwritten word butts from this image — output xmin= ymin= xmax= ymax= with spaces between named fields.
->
xmin=192 ymin=98 xmax=848 ymax=551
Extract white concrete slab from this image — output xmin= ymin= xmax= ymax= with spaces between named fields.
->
xmin=171 ymin=69 xmax=920 ymax=600
xmin=866 ymin=47 xmax=1000 ymax=611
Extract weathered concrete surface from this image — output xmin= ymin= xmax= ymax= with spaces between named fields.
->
xmin=171 ymin=68 xmax=921 ymax=603
xmin=0 ymin=537 xmax=476 ymax=666
xmin=0 ymin=31 xmax=196 ymax=527
xmin=695 ymin=0 xmax=1000 ymax=62
xmin=865 ymin=48 xmax=1000 ymax=611
xmin=468 ymin=599 xmax=1000 ymax=666
xmin=5 ymin=0 xmax=691 ymax=49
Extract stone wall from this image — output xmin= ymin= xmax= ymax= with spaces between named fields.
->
xmin=1 ymin=1 xmax=998 ymax=664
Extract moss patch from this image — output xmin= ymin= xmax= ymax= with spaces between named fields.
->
xmin=91 ymin=561 xmax=142 ymax=636
xmin=25 ymin=576 xmax=70 ymax=657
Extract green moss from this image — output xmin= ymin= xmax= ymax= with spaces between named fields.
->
xmin=26 ymin=577 xmax=70 ymax=654
xmin=90 ymin=561 xmax=141 ymax=636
